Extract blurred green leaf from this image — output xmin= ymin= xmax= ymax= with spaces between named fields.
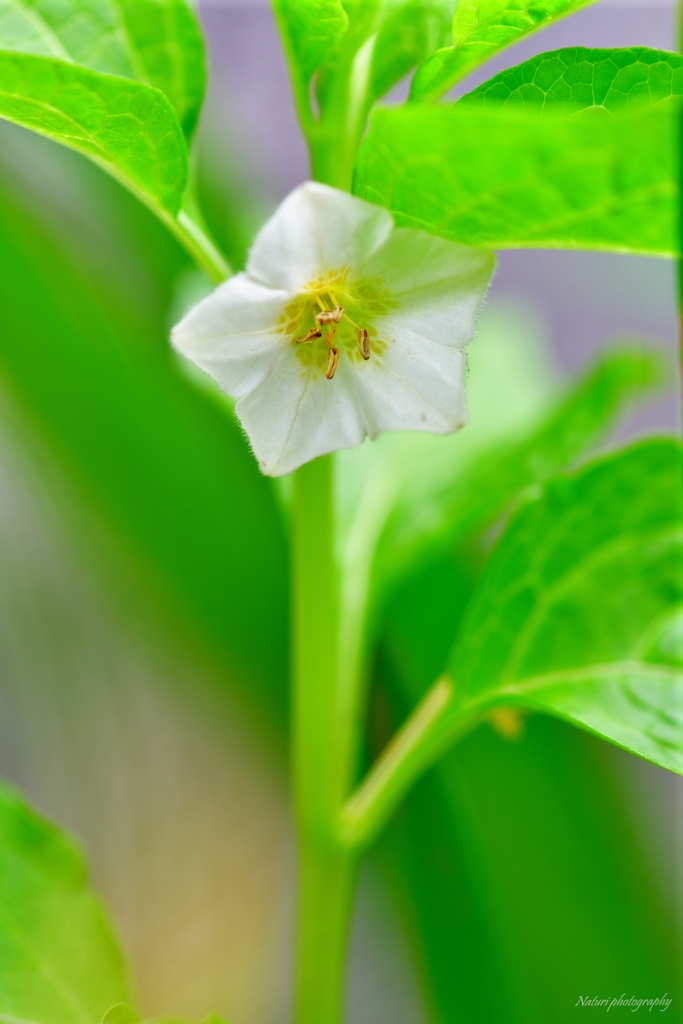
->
xmin=0 ymin=52 xmax=187 ymax=215
xmin=354 ymin=103 xmax=679 ymax=254
xmin=366 ymin=0 xmax=452 ymax=107
xmin=275 ymin=0 xmax=454 ymax=154
xmin=0 ymin=0 xmax=206 ymax=137
xmin=371 ymin=346 xmax=663 ymax=604
xmin=375 ymin=707 xmax=681 ymax=1023
xmin=102 ymin=1005 xmax=141 ymax=1024
xmin=0 ymin=157 xmax=289 ymax=728
xmin=410 ymin=0 xmax=598 ymax=102
xmin=462 ymin=46 xmax=683 ymax=114
xmin=273 ymin=0 xmax=348 ymax=87
xmin=447 ymin=440 xmax=683 ymax=773
xmin=0 ymin=780 xmax=130 ymax=1023
xmin=142 ymin=1018 xmax=228 ymax=1024
xmin=101 ymin=1007 xmax=229 ymax=1024
xmin=377 ymin=500 xmax=681 ymax=1022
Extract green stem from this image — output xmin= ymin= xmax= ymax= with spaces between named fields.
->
xmin=286 ymin=28 xmax=389 ymax=1024
xmin=292 ymin=456 xmax=357 ymax=1024
xmin=336 ymin=470 xmax=399 ymax=800
xmin=306 ymin=33 xmax=377 ymax=191
xmin=292 ymin=456 xmax=339 ymax=837
xmin=164 ymin=209 xmax=231 ymax=285
xmin=340 ymin=676 xmax=458 ymax=850
xmin=295 ymin=843 xmax=359 ymax=1024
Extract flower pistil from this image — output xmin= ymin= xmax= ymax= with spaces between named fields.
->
xmin=285 ymin=273 xmax=390 ymax=381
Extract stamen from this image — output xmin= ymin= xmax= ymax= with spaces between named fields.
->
xmin=357 ymin=329 xmax=371 ymax=360
xmin=296 ymin=327 xmax=322 ymax=344
xmin=326 ymin=347 xmax=340 ymax=379
xmin=316 ymin=305 xmax=344 ymax=326
xmin=325 ymin=324 xmax=337 ymax=347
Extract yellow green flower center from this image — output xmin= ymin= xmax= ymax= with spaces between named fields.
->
xmin=279 ymin=269 xmax=397 ymax=379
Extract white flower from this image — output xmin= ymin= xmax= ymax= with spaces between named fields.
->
xmin=171 ymin=183 xmax=494 ymax=477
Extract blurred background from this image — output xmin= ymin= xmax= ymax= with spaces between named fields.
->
xmin=0 ymin=1 xmax=680 ymax=1021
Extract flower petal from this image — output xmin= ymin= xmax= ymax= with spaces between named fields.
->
xmin=351 ymin=326 xmax=468 ymax=437
xmin=171 ymin=273 xmax=289 ymax=398
xmin=247 ymin=182 xmax=394 ymax=292
xmin=236 ymin=351 xmax=365 ymax=476
xmin=359 ymin=228 xmax=494 ymax=346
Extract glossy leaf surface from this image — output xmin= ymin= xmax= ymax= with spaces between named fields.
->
xmin=448 ymin=441 xmax=683 ymax=773
xmin=410 ymin=0 xmax=598 ymax=102
xmin=0 ymin=0 xmax=206 ymax=136
xmin=0 ymin=781 xmax=129 ymax=1023
xmin=462 ymin=45 xmax=683 ymax=114
xmin=354 ymin=103 xmax=678 ymax=254
xmin=0 ymin=52 xmax=187 ymax=214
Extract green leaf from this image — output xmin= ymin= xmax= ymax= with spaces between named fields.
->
xmin=0 ymin=142 xmax=289 ymax=728
xmin=372 ymin=346 xmax=664 ymax=604
xmin=353 ymin=102 xmax=679 ymax=254
xmin=447 ymin=440 xmax=683 ymax=773
xmin=462 ymin=45 xmax=683 ymax=115
xmin=375 ymin=711 xmax=681 ymax=1023
xmin=100 ymin=1009 xmax=229 ymax=1024
xmin=377 ymin=470 xmax=681 ymax=1021
xmin=366 ymin=0 xmax=453 ymax=108
xmin=101 ymin=1005 xmax=141 ymax=1024
xmin=0 ymin=51 xmax=187 ymax=216
xmin=272 ymin=0 xmax=348 ymax=86
xmin=141 ymin=1018 xmax=228 ymax=1024
xmin=275 ymin=0 xmax=454 ymax=167
xmin=410 ymin=0 xmax=598 ymax=102
xmin=0 ymin=780 xmax=130 ymax=1023
xmin=0 ymin=0 xmax=206 ymax=137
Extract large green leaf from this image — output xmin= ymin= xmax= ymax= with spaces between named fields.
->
xmin=447 ymin=440 xmax=683 ymax=773
xmin=377 ymin=478 xmax=681 ymax=1022
xmin=0 ymin=51 xmax=187 ymax=215
xmin=410 ymin=0 xmax=598 ymax=102
xmin=0 ymin=0 xmax=206 ymax=136
xmin=0 ymin=780 xmax=130 ymax=1023
xmin=353 ymin=102 xmax=679 ymax=254
xmin=462 ymin=45 xmax=683 ymax=114
xmin=0 ymin=145 xmax=289 ymax=727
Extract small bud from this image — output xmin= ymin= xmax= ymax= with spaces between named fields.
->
xmin=325 ymin=347 xmax=340 ymax=379
xmin=316 ymin=305 xmax=344 ymax=325
xmin=357 ymin=328 xmax=370 ymax=360
xmin=296 ymin=327 xmax=322 ymax=343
